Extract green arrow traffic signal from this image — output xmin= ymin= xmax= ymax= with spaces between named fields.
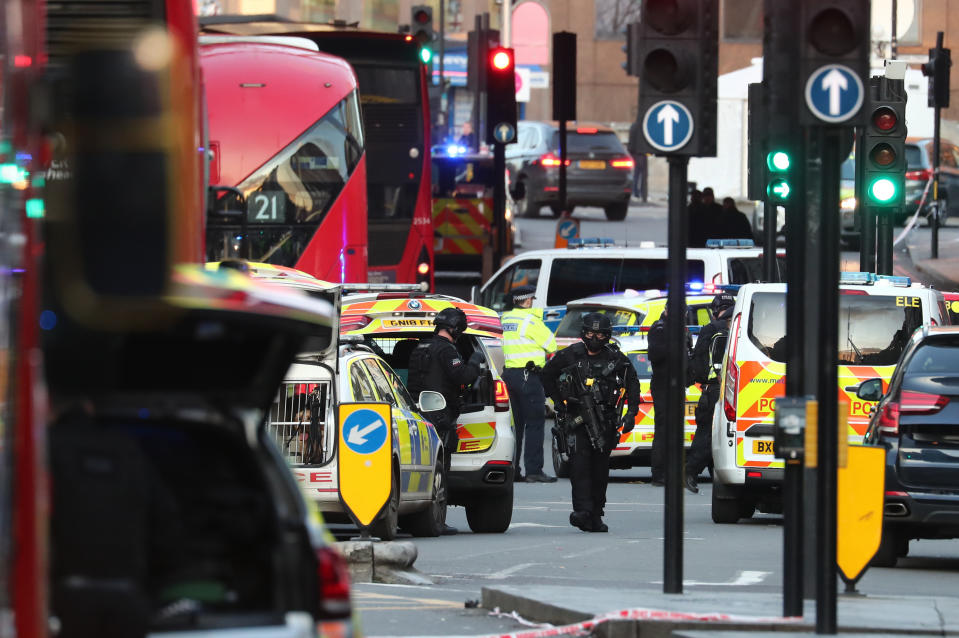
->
xmin=767 ymin=178 xmax=791 ymax=202
xmin=765 ymin=149 xmax=792 ymax=203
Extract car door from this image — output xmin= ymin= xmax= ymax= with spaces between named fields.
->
xmin=377 ymin=359 xmax=437 ymax=488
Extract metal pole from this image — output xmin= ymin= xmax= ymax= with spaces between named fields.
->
xmin=502 ymin=0 xmax=511 ymax=47
xmin=763 ymin=197 xmax=776 ymax=280
xmin=857 ymin=124 xmax=877 ymax=273
xmin=891 ymin=0 xmax=898 ymax=60
xmin=664 ymin=155 xmax=687 ymax=595
xmin=877 ymin=212 xmax=893 ymax=274
xmin=559 ymin=119 xmax=568 ymax=214
xmin=932 ymin=31 xmax=943 ymax=259
xmin=439 ymin=0 xmax=445 ymax=89
xmin=815 ymin=127 xmax=841 ymax=635
xmin=783 ymin=128 xmax=806 ymax=617
xmin=493 ymin=142 xmax=507 ymax=268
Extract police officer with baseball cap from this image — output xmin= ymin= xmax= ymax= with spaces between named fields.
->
xmin=500 ymin=285 xmax=557 ymax=482
xmin=543 ymin=312 xmax=640 ymax=532
xmin=684 ymin=291 xmax=736 ymax=493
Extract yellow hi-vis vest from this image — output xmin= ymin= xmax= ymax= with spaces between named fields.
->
xmin=500 ymin=308 xmax=557 ymax=368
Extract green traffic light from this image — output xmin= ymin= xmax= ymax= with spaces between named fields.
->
xmin=420 ymin=47 xmax=432 ymax=64
xmin=766 ymin=151 xmax=790 ymax=172
xmin=767 ymin=178 xmax=791 ymax=202
xmin=868 ymin=177 xmax=898 ymax=204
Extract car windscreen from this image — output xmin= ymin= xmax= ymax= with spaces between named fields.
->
xmin=905 ymin=144 xmax=925 ymax=170
xmin=549 ymin=131 xmax=625 ymax=154
xmin=727 ymin=256 xmax=787 ymax=284
xmin=627 ymin=351 xmax=652 ymax=380
xmin=546 ymin=258 xmax=706 ymax=306
xmin=747 ymin=291 xmax=924 ymax=365
xmin=903 ymin=339 xmax=959 ymax=378
xmin=431 ymin=157 xmax=494 ymax=198
xmin=555 ymin=306 xmax=644 ymax=338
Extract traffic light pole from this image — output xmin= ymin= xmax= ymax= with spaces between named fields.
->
xmin=664 ymin=155 xmax=687 ymax=595
xmin=493 ymin=142 xmax=507 ymax=267
xmin=877 ymin=211 xmax=894 ymax=275
xmin=763 ymin=196 xmax=776 ymax=280
xmin=813 ymin=127 xmax=841 ymax=635
xmin=932 ymin=100 xmax=941 ymax=259
xmin=559 ymin=119 xmax=568 ymax=214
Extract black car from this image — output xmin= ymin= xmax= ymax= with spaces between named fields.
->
xmin=505 ymin=121 xmax=634 ymax=220
xmin=857 ymin=325 xmax=959 ymax=567
xmin=904 ymin=137 xmax=959 ymax=224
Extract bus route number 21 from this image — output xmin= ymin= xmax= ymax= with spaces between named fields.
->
xmin=247 ymin=191 xmax=286 ymax=223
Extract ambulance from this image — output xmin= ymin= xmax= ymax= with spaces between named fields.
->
xmin=711 ymin=273 xmax=949 ymax=524
xmin=339 ymin=289 xmax=517 ymax=534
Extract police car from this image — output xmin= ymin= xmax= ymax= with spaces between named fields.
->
xmin=207 ymin=263 xmax=450 ymax=539
xmin=339 ymin=289 xmax=516 ymax=534
xmin=474 ymin=239 xmax=783 ymax=330
xmin=711 ymin=273 xmax=949 ymax=524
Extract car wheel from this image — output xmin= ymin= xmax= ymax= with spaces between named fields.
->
xmin=402 ymin=460 xmax=448 ymax=537
xmin=871 ymin=526 xmax=906 ymax=567
xmin=465 ymin=482 xmax=514 ymax=533
xmin=711 ymin=480 xmax=747 ymax=524
xmin=551 ymin=434 xmax=571 ymax=479
xmin=515 ymin=182 xmax=539 ymax=218
xmin=370 ymin=467 xmax=400 ymax=540
xmin=604 ymin=201 xmax=629 ymax=221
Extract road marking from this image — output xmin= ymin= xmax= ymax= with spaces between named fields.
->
xmin=653 ymin=570 xmax=770 ymax=587
xmin=508 ymin=522 xmax=566 ymax=528
xmin=353 ymin=591 xmax=461 ymax=610
xmin=562 ymin=546 xmax=606 ymax=559
xmin=485 ymin=563 xmax=538 ymax=579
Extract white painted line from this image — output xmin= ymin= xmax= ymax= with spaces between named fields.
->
xmin=484 ymin=562 xmax=537 ymax=579
xmin=561 ymin=546 xmax=606 ymax=559
xmin=653 ymin=570 xmax=771 ymax=587
xmin=507 ymin=522 xmax=566 ymax=529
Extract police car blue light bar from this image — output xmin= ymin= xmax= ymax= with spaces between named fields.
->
xmin=876 ymin=274 xmax=912 ymax=287
xmin=705 ymin=238 xmax=756 ymax=248
xmin=839 ymin=272 xmax=876 ymax=284
xmin=567 ymin=237 xmax=616 ymax=248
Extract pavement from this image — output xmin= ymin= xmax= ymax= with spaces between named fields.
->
xmin=913 ymin=254 xmax=959 ymax=291
xmin=480 ymin=585 xmax=959 ymax=637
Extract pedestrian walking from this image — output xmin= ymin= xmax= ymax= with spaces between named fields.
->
xmin=407 ymin=306 xmax=485 ymax=534
xmin=500 ymin=285 xmax=558 ymax=482
xmin=684 ymin=292 xmax=736 ymax=493
xmin=646 ymin=302 xmax=693 ymax=485
xmin=543 ymin=313 xmax=640 ymax=532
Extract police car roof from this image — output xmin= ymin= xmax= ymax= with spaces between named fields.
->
xmin=567 ymin=291 xmax=715 ymax=310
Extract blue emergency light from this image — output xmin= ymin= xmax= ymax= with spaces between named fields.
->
xmin=705 ymin=239 xmax=756 ymax=248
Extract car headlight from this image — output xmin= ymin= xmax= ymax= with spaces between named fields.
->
xmin=840 ymin=196 xmax=856 ymax=212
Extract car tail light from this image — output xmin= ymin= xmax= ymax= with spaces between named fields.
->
xmin=576 ymin=127 xmax=598 ymax=134
xmin=340 ymin=314 xmax=373 ymax=332
xmin=494 ymin=379 xmax=510 ymax=411
xmin=610 ymin=158 xmax=634 ymax=169
xmin=905 ymin=169 xmax=933 ymax=181
xmin=539 ymin=153 xmax=570 ymax=167
xmin=877 ymin=402 xmax=901 ymax=437
xmin=900 ymin=389 xmax=950 ymax=414
xmin=467 ymin=316 xmax=504 ymax=334
xmin=315 ymin=546 xmax=351 ymax=619
xmin=723 ymin=314 xmax=741 ymax=423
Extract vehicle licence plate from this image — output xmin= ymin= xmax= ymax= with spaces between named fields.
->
xmin=578 ymin=160 xmax=606 ymax=170
xmin=752 ymin=440 xmax=774 ymax=455
xmin=382 ymin=319 xmax=433 ymax=328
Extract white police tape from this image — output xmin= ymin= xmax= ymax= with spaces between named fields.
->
xmin=893 ymin=178 xmax=932 ymax=247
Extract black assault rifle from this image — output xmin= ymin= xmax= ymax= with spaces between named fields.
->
xmin=555 ymin=362 xmax=610 ymax=452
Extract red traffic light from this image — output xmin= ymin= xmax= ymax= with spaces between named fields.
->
xmin=872 ymin=106 xmax=897 ymax=131
xmin=413 ymin=9 xmax=430 ymax=24
xmin=490 ymin=49 xmax=513 ymax=71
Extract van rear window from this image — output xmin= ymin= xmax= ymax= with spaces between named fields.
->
xmin=747 ymin=292 xmax=923 ymax=364
xmin=546 ymin=258 xmax=706 ymax=306
xmin=727 ymin=256 xmax=787 ymax=284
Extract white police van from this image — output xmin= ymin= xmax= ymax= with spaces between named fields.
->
xmin=474 ymin=239 xmax=783 ymax=331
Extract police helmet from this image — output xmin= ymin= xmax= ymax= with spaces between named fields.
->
xmin=510 ymin=285 xmax=536 ymax=305
xmin=581 ymin=312 xmax=612 ymax=339
xmin=434 ymin=306 xmax=469 ymax=338
xmin=710 ymin=292 xmax=736 ymax=316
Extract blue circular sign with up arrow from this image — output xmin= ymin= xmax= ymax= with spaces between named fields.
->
xmin=342 ymin=408 xmax=389 ymax=455
xmin=642 ymin=100 xmax=694 ymax=153
xmin=805 ymin=64 xmax=864 ymax=124
xmin=493 ymin=122 xmax=515 ymax=144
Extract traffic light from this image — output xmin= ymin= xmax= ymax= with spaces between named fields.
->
xmin=766 ymin=147 xmax=793 ymax=204
xmin=922 ymin=46 xmax=952 ymax=109
xmin=799 ymin=1 xmax=870 ymax=126
xmin=862 ymin=78 xmax=907 ymax=208
xmin=622 ymin=22 xmax=640 ymax=77
xmin=411 ymin=5 xmax=434 ymax=64
xmin=634 ymin=0 xmax=718 ymax=156
xmin=485 ymin=46 xmax=517 ymax=145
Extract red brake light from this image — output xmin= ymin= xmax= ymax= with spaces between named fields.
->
xmin=840 ymin=288 xmax=869 ymax=295
xmin=899 ymin=390 xmax=950 ymax=414
xmin=878 ymin=402 xmax=900 ymax=437
xmin=494 ymin=379 xmax=510 ymax=411
xmin=905 ymin=169 xmax=933 ymax=181
xmin=315 ymin=546 xmax=352 ymax=618
xmin=467 ymin=316 xmax=504 ymax=335
xmin=539 ymin=153 xmax=570 ymax=168
xmin=723 ymin=314 xmax=741 ymax=422
xmin=339 ymin=314 xmax=373 ymax=332
xmin=576 ymin=127 xmax=598 ymax=134
xmin=417 ymin=262 xmax=430 ymax=275
xmin=611 ymin=158 xmax=634 ymax=169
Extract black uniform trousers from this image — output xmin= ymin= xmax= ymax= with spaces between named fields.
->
xmin=503 ymin=367 xmax=546 ymax=476
xmin=569 ymin=426 xmax=611 ymax=516
xmin=649 ymin=382 xmax=667 ymax=482
xmin=686 ymin=383 xmax=719 ymax=476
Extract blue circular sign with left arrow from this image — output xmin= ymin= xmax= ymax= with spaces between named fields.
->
xmin=642 ymin=100 xmax=694 ymax=153
xmin=342 ymin=408 xmax=389 ymax=455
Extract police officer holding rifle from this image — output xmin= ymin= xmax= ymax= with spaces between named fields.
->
xmin=543 ymin=313 xmax=640 ymax=532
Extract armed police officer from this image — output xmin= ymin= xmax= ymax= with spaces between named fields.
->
xmin=501 ymin=285 xmax=557 ymax=482
xmin=408 ymin=306 xmax=485 ymax=534
xmin=684 ymin=292 xmax=735 ymax=493
xmin=543 ymin=313 xmax=640 ymax=532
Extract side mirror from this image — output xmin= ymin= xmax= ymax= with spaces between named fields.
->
xmin=853 ymin=378 xmax=883 ymax=402
xmin=418 ymin=391 xmax=447 ymax=413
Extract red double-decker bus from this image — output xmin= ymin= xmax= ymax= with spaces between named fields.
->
xmin=200 ymin=19 xmax=434 ymax=287
xmin=201 ymin=35 xmax=368 ymax=283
